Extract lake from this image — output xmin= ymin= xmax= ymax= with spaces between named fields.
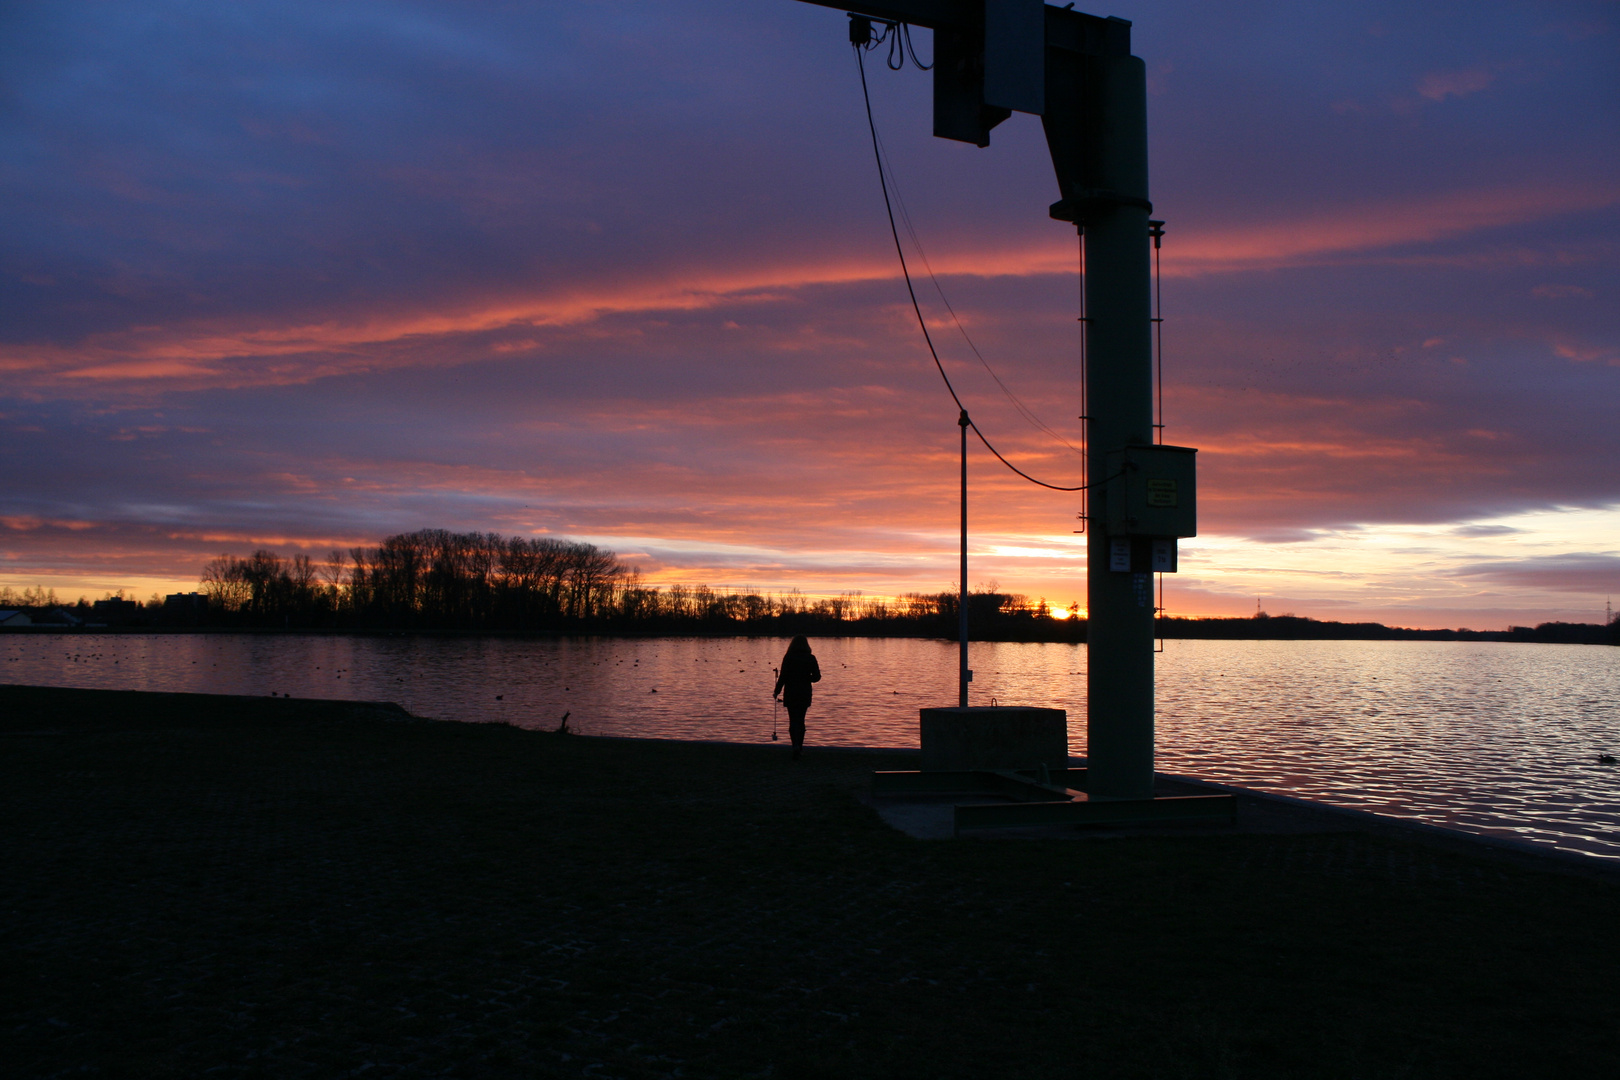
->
xmin=6 ymin=633 xmax=1618 ymax=858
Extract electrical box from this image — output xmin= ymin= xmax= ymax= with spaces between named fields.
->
xmin=1106 ymin=444 xmax=1197 ymax=538
xmin=934 ymin=0 xmax=1046 ymax=146
xmin=933 ymin=26 xmax=1011 ymax=146
xmin=983 ymin=0 xmax=1046 ymax=116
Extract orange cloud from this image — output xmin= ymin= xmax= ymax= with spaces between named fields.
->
xmin=4 ymin=184 xmax=1611 ymax=395
xmin=1552 ymin=339 xmax=1619 ymax=365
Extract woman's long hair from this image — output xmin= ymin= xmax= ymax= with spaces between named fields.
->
xmin=785 ymin=634 xmax=811 ymax=655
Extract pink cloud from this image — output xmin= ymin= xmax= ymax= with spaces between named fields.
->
xmin=1417 ymin=66 xmax=1496 ymax=102
xmin=1552 ymin=338 xmax=1619 ymax=365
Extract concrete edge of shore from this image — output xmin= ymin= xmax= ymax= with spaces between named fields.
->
xmin=576 ymin=729 xmax=1620 ymax=878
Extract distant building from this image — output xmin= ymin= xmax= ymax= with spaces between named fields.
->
xmin=29 ymin=607 xmax=83 ymax=627
xmin=0 ymin=609 xmax=33 ymax=627
xmin=163 ymin=592 xmax=210 ymax=625
xmin=92 ymin=597 xmax=142 ymax=624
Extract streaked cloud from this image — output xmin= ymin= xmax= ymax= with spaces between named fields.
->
xmin=1452 ymin=524 xmax=1520 ymax=538
xmin=1531 ymin=283 xmax=1595 ymax=299
xmin=1163 ymin=185 xmax=1619 ymax=276
xmin=1447 ymin=553 xmax=1620 ymax=593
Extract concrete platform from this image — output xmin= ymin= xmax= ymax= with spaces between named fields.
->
xmin=919 ymin=705 xmax=1067 ymax=771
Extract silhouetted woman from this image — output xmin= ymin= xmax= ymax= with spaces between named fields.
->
xmin=773 ymin=635 xmax=821 ymax=759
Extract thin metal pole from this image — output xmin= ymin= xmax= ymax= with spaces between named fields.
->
xmin=959 ymin=408 xmax=969 ymax=707
xmin=1150 ymin=219 xmax=1165 ymax=444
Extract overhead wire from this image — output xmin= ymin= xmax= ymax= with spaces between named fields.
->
xmin=864 ymin=18 xmax=933 ymax=71
xmin=1076 ymin=229 xmax=1089 ymax=529
xmin=1151 ymin=219 xmax=1165 ymax=443
xmin=854 ymin=39 xmax=1088 ymax=493
xmin=892 ymin=22 xmax=931 ymax=70
xmin=872 ymin=128 xmax=1085 ymax=459
xmin=858 ymin=27 xmax=1082 ymax=460
xmin=1149 ymin=220 xmax=1168 ymax=639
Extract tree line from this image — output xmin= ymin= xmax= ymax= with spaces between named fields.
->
xmin=7 ymin=531 xmax=1616 ymax=643
xmin=191 ymin=529 xmax=1068 ymax=637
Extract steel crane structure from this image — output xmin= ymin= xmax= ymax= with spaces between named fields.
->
xmin=795 ymin=0 xmax=1206 ymax=809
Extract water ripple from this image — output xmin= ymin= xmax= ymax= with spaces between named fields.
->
xmin=5 ymin=634 xmax=1616 ymax=858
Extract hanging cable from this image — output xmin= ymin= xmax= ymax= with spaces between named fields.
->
xmin=1150 ymin=219 xmax=1165 ymax=444
xmin=856 ymin=26 xmax=1078 ymax=457
xmin=853 ymin=17 xmax=933 ymax=71
xmin=894 ymin=22 xmax=931 ymax=70
xmin=1148 ymin=219 xmax=1167 ymax=645
xmin=854 ymin=44 xmax=1088 ymax=493
xmin=873 ymin=135 xmax=1084 ymax=458
xmin=1076 ymin=228 xmax=1089 ymax=530
xmin=1156 ymin=569 xmax=1166 ymax=652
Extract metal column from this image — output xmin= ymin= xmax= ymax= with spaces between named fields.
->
xmin=1084 ymin=56 xmax=1154 ymax=800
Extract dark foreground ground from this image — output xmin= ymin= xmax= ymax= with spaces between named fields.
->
xmin=4 ymin=685 xmax=1618 ymax=1079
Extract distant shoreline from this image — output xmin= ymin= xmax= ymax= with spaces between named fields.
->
xmin=3 ymin=614 xmax=1615 ymax=645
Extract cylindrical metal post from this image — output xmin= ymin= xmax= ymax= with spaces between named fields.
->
xmin=958 ymin=409 xmax=970 ymax=707
xmin=1084 ymin=55 xmax=1155 ymax=800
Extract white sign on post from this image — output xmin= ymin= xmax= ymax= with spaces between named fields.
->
xmin=1110 ymin=537 xmax=1132 ymax=572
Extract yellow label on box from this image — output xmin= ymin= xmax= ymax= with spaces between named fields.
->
xmin=1146 ymin=479 xmax=1178 ymax=507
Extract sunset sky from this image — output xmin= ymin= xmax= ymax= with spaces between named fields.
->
xmin=3 ymin=0 xmax=1617 ymax=628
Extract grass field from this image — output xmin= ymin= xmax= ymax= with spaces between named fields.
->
xmin=4 ymin=684 xmax=1617 ymax=1078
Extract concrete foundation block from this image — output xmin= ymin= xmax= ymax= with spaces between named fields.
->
xmin=919 ymin=706 xmax=1069 ymax=772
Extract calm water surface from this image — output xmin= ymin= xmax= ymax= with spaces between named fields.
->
xmin=6 ymin=634 xmax=1618 ymax=858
